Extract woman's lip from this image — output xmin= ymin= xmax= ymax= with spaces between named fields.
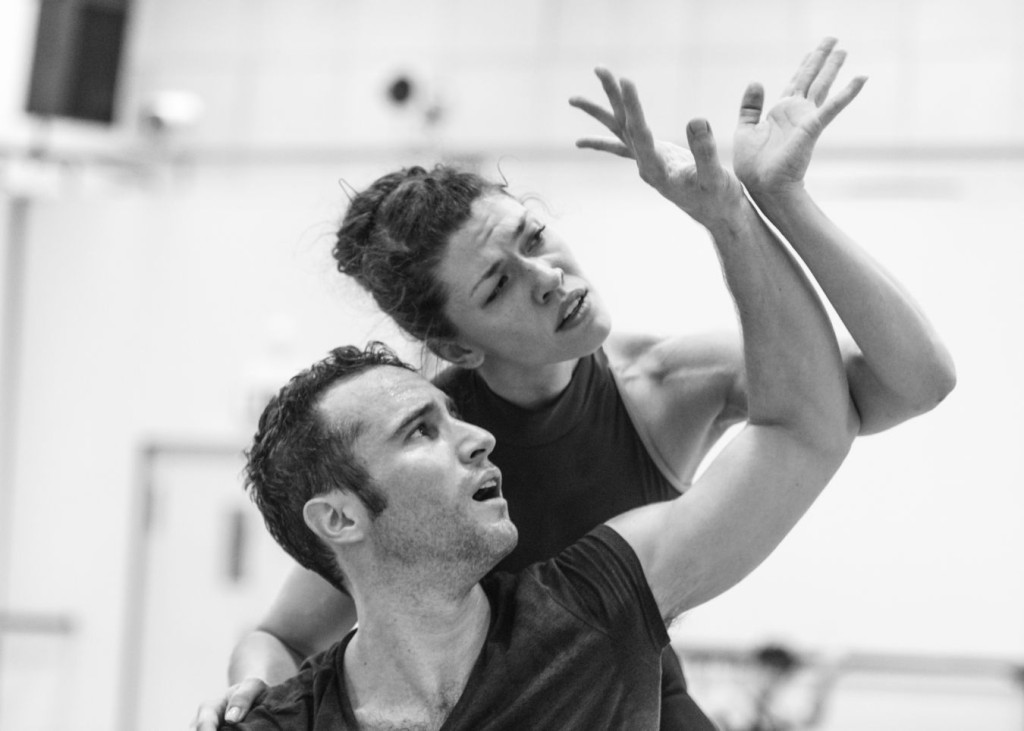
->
xmin=557 ymin=291 xmax=589 ymax=331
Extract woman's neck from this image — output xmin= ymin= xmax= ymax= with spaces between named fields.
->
xmin=475 ymin=356 xmax=581 ymax=409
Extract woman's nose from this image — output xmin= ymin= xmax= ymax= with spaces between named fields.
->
xmin=531 ymin=261 xmax=564 ymax=304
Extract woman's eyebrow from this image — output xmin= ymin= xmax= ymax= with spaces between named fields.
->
xmin=510 ymin=212 xmax=528 ymax=240
xmin=470 ymin=260 xmax=501 ymax=298
xmin=469 ymin=212 xmax=530 ymax=298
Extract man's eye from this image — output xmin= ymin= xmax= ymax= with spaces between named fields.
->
xmin=412 ymin=423 xmax=435 ymax=439
xmin=485 ymin=275 xmax=508 ymax=304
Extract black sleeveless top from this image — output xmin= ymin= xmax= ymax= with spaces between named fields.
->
xmin=434 ymin=349 xmax=680 ymax=573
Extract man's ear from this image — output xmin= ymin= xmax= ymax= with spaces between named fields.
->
xmin=431 ymin=339 xmax=485 ymax=369
xmin=303 ymin=491 xmax=366 ymax=546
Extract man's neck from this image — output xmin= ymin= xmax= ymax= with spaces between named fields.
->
xmin=344 ymin=584 xmax=491 ymax=730
xmin=476 ymin=356 xmax=580 ymax=409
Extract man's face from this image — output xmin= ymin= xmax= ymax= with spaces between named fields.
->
xmin=318 ymin=366 xmax=517 ymax=578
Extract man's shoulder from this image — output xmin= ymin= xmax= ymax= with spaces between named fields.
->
xmin=500 ymin=526 xmax=658 ymax=630
xmin=498 ymin=525 xmax=636 ymax=580
xmin=455 ymin=528 xmax=667 ymax=728
xmin=232 ymin=640 xmax=350 ymax=730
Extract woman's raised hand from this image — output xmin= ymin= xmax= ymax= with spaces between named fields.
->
xmin=570 ymin=68 xmax=745 ymax=229
xmin=733 ymin=37 xmax=867 ymax=195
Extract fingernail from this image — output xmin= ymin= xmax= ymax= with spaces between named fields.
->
xmin=226 ymin=707 xmax=241 ymax=723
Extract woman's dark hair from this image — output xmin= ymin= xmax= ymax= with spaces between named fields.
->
xmin=332 ymin=164 xmax=507 ymax=349
xmin=244 ymin=342 xmax=415 ymax=596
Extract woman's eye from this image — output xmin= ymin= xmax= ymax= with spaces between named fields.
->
xmin=485 ymin=275 xmax=508 ymax=304
xmin=526 ymin=226 xmax=546 ymax=253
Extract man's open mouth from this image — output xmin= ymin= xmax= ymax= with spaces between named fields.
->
xmin=472 ymin=478 xmax=502 ymax=501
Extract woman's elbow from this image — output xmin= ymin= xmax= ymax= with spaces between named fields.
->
xmin=911 ymin=349 xmax=958 ymax=416
xmin=829 ymin=404 xmax=859 ymax=464
xmin=930 ymin=351 xmax=958 ymax=405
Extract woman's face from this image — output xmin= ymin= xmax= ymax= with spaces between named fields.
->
xmin=436 ymin=193 xmax=611 ymax=369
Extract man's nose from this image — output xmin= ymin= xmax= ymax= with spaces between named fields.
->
xmin=461 ymin=421 xmax=496 ymax=463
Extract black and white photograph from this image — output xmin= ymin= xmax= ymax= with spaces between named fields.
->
xmin=0 ymin=2 xmax=1020 ymax=730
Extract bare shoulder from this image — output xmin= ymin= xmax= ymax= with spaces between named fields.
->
xmin=604 ymin=330 xmax=749 ymax=486
xmin=605 ymin=330 xmax=745 ymax=386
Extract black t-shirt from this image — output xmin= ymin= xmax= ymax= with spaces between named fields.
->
xmin=234 ymin=527 xmax=669 ymax=730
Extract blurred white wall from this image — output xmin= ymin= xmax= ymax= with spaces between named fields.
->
xmin=1 ymin=1 xmax=1022 ymax=730
xmin=117 ymin=0 xmax=1024 ymax=156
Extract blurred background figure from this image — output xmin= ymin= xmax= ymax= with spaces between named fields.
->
xmin=0 ymin=2 xmax=1022 ymax=730
xmin=705 ymin=643 xmax=840 ymax=731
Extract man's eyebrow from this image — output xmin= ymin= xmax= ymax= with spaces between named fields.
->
xmin=469 ymin=212 xmax=529 ymax=298
xmin=391 ymin=401 xmax=436 ymax=439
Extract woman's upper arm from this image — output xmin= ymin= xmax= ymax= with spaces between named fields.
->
xmin=607 ymin=331 xmax=748 ymax=485
xmin=256 ymin=563 xmax=357 ymax=660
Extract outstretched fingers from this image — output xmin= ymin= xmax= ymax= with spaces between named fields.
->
xmin=574 ymin=136 xmax=633 ymax=158
xmin=781 ymin=52 xmax=810 ymax=97
xmin=818 ymin=75 xmax=868 ymax=128
xmin=568 ymin=95 xmax=619 ymax=135
xmin=807 ymin=49 xmax=847 ymax=105
xmin=619 ymin=78 xmax=660 ymax=171
xmin=594 ymin=66 xmax=627 ymax=131
xmin=783 ymin=37 xmax=838 ymax=98
xmin=569 ymin=66 xmax=632 ymax=151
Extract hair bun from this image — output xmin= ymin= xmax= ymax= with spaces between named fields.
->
xmin=330 ymin=164 xmax=504 ymax=345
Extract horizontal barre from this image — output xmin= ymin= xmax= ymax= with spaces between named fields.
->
xmin=676 ymin=643 xmax=1024 ymax=681
xmin=0 ymin=611 xmax=76 ymax=636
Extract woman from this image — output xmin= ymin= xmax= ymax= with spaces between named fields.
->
xmin=193 ymin=38 xmax=954 ymax=730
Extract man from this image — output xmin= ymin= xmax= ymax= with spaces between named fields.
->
xmin=225 ymin=304 xmax=856 ymax=729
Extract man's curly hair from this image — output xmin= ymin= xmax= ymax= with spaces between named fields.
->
xmin=245 ymin=342 xmax=415 ymax=595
